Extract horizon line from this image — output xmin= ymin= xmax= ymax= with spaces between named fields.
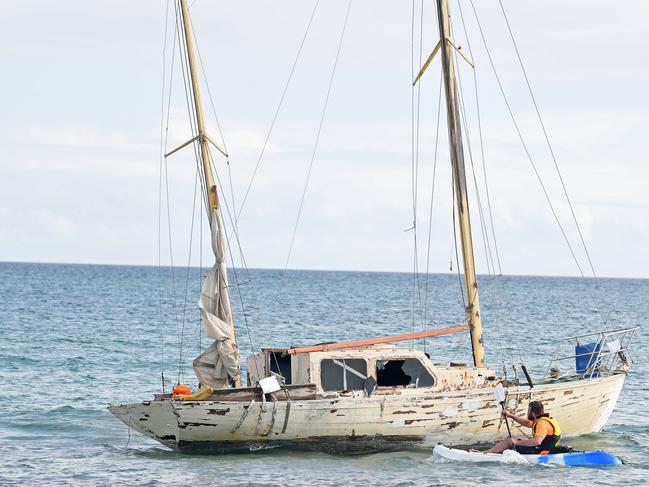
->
xmin=1 ymin=259 xmax=647 ymax=281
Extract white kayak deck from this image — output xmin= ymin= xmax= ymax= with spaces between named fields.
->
xmin=433 ymin=444 xmax=622 ymax=466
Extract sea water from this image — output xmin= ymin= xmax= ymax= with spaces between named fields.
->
xmin=0 ymin=262 xmax=647 ymax=486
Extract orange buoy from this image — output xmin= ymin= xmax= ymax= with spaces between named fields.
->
xmin=171 ymin=384 xmax=191 ymax=397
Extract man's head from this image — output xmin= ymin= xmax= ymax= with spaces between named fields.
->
xmin=527 ymin=400 xmax=545 ymax=420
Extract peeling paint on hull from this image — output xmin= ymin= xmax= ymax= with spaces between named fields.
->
xmin=108 ymin=373 xmax=626 ymax=454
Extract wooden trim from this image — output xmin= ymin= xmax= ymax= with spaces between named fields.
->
xmin=287 ymin=326 xmax=468 ymax=354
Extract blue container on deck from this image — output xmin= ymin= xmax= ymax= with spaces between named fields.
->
xmin=575 ymin=342 xmax=601 ymax=376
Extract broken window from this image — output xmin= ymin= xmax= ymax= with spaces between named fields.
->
xmin=376 ymin=358 xmax=434 ymax=387
xmin=269 ymin=352 xmax=292 ymax=385
xmin=320 ymin=359 xmax=367 ymax=391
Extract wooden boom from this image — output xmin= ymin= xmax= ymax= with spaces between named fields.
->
xmin=287 ymin=326 xmax=468 ymax=354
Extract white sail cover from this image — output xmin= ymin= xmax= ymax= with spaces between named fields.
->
xmin=192 ymin=208 xmax=240 ymax=388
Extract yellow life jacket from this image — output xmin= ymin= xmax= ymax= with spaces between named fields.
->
xmin=532 ymin=415 xmax=562 ymax=451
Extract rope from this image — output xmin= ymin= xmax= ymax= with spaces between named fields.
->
xmin=422 ymin=73 xmax=443 ymax=354
xmin=190 ymin=14 xmax=255 ymax=293
xmin=456 ymin=0 xmax=514 ymax=367
xmin=449 ymin=21 xmax=506 ymax=367
xmin=454 ymin=65 xmax=496 ymax=278
xmin=498 ymin=0 xmax=598 ymax=281
xmin=423 ymin=74 xmax=443 ymax=331
xmin=448 ymin=19 xmax=495 ymax=278
xmin=410 ymin=0 xmax=426 ymax=337
xmin=157 ymin=0 xmax=174 ymax=393
xmin=285 ymin=0 xmax=353 ymax=269
xmin=451 ymin=182 xmax=467 ymax=310
xmin=173 ymin=0 xmax=204 ymax=382
xmin=236 ymin=0 xmax=321 ymax=224
xmin=497 ymin=0 xmax=611 ymax=331
xmin=194 ymin=26 xmax=260 ymax=362
xmin=186 ymin=13 xmax=261 ymax=373
xmin=177 ymin=167 xmax=200 ymax=383
xmin=207 ymin=146 xmax=262 ymax=380
xmin=468 ymin=0 xmax=587 ymax=281
xmin=456 ymin=1 xmax=503 ymax=277
xmin=199 ymin=176 xmax=203 ymax=354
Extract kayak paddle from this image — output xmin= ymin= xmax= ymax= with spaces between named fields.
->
xmin=494 ymin=383 xmax=512 ymax=438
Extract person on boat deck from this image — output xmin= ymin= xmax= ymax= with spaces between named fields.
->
xmin=487 ymin=400 xmax=562 ymax=454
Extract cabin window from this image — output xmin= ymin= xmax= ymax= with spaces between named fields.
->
xmin=320 ymin=359 xmax=367 ymax=391
xmin=376 ymin=358 xmax=434 ymax=387
xmin=269 ymin=352 xmax=292 ymax=385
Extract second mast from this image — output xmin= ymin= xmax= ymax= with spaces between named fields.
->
xmin=436 ymin=0 xmax=485 ymax=368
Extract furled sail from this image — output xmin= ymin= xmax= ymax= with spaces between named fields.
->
xmin=192 ymin=208 xmax=240 ymax=388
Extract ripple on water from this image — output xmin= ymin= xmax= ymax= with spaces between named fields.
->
xmin=1 ymin=263 xmax=647 ymax=486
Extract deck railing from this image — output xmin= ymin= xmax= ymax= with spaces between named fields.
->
xmin=543 ymin=327 xmax=638 ymax=381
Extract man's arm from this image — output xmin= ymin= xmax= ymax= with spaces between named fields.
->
xmin=512 ymin=434 xmax=544 ymax=447
xmin=514 ymin=419 xmax=553 ymax=447
xmin=503 ymin=410 xmax=533 ymax=428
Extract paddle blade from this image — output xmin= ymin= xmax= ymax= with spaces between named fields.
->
xmin=494 ymin=383 xmax=506 ymax=403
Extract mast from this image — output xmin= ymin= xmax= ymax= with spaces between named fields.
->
xmin=179 ymin=0 xmax=218 ymax=213
xmin=179 ymin=0 xmax=240 ymax=383
xmin=436 ymin=0 xmax=485 ymax=367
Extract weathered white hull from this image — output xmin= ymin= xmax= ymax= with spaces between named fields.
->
xmin=109 ymin=372 xmax=625 ymax=454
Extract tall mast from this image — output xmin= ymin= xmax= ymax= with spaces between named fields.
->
xmin=179 ymin=0 xmax=218 ymax=213
xmin=436 ymin=0 xmax=485 ymax=367
xmin=179 ymin=0 xmax=240 ymax=378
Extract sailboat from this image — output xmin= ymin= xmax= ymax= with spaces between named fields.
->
xmin=109 ymin=0 xmax=637 ymax=453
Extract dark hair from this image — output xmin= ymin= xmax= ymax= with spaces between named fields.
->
xmin=528 ymin=401 xmax=544 ymax=416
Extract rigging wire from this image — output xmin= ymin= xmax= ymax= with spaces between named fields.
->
xmin=497 ymin=0 xmax=598 ymax=282
xmin=187 ymin=16 xmax=265 ymax=379
xmin=451 ymin=181 xmax=467 ymax=310
xmin=158 ymin=0 xmax=173 ymax=393
xmin=179 ymin=154 xmax=210 ymax=369
xmin=172 ymin=0 xmax=210 ymax=382
xmin=199 ymin=175 xmax=203 ymax=354
xmin=285 ymin=0 xmax=354 ymax=269
xmin=454 ymin=63 xmax=510 ymax=364
xmin=191 ymin=17 xmax=238 ymax=226
xmin=190 ymin=14 xmax=254 ymax=290
xmin=411 ymin=0 xmax=426 ymax=335
xmin=497 ymin=0 xmax=611 ymax=331
xmin=447 ymin=11 xmax=495 ymax=279
xmin=456 ymin=0 xmax=522 ymax=370
xmin=444 ymin=8 xmax=491 ymax=335
xmin=449 ymin=26 xmax=496 ymax=279
xmin=172 ymin=0 xmax=230 ymax=380
xmin=207 ymin=146 xmax=261 ymax=379
xmin=454 ymin=77 xmax=496 ymax=278
xmin=449 ymin=14 xmax=510 ymax=367
xmin=468 ymin=0 xmax=587 ymax=282
xmin=182 ymin=8 xmax=261 ymax=378
xmin=423 ymin=74 xmax=443 ymax=330
xmin=235 ymin=0 xmax=321 ymax=224
xmin=456 ymin=1 xmax=504 ymax=277
xmin=177 ymin=167 xmax=200 ymax=383
xmin=455 ymin=0 xmax=515 ymax=368
xmin=163 ymin=2 xmax=186 ymax=362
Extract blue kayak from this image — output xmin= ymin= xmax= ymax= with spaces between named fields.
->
xmin=433 ymin=444 xmax=622 ymax=466
xmin=535 ymin=450 xmax=622 ymax=466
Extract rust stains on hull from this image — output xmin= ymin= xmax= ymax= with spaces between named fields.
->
xmin=207 ymin=408 xmax=230 ymax=416
xmin=108 ymin=372 xmax=627 ymax=455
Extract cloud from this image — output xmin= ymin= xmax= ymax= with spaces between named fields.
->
xmin=0 ymin=0 xmax=647 ymax=278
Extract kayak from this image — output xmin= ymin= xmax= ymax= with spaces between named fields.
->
xmin=433 ymin=444 xmax=622 ymax=467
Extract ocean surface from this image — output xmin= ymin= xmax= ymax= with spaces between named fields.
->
xmin=1 ymin=261 xmax=647 ymax=486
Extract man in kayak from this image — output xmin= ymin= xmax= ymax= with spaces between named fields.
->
xmin=487 ymin=400 xmax=563 ymax=454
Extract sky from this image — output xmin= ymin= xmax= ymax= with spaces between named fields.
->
xmin=1 ymin=0 xmax=648 ymax=278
